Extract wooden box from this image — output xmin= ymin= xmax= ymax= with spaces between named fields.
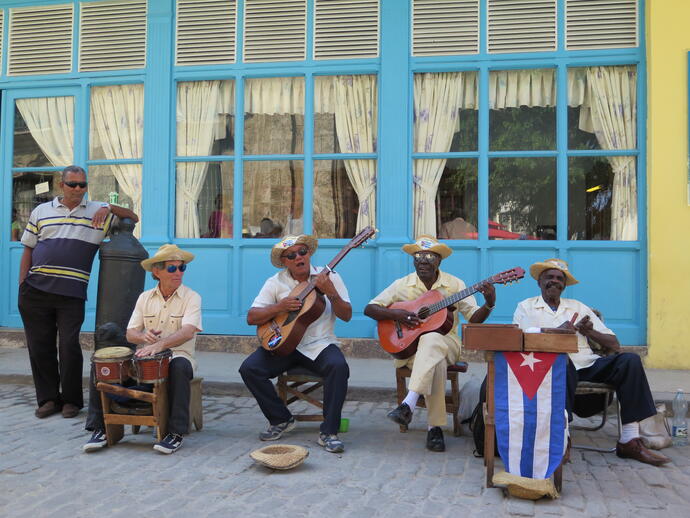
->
xmin=523 ymin=331 xmax=578 ymax=353
xmin=462 ymin=324 xmax=523 ymax=351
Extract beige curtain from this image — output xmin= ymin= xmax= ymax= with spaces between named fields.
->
xmin=176 ymin=81 xmax=223 ymax=238
xmin=586 ymin=66 xmax=637 ymax=241
xmin=332 ymin=75 xmax=378 ymax=231
xmin=490 ymin=69 xmax=557 ymax=109
xmin=90 ymin=85 xmax=144 ymax=234
xmin=16 ymin=96 xmax=74 ymax=165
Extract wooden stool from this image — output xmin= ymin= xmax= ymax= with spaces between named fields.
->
xmin=395 ymin=361 xmax=468 ymax=436
xmin=276 ymin=367 xmax=324 ymax=422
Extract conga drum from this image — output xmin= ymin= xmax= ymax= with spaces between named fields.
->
xmin=92 ymin=346 xmax=133 ymax=384
xmin=133 ymin=350 xmax=172 ymax=383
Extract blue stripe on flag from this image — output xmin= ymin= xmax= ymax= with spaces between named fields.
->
xmin=546 ymin=354 xmax=567 ymax=478
xmin=494 ymin=352 xmax=511 ymax=474
xmin=520 ymin=388 xmax=537 ymax=478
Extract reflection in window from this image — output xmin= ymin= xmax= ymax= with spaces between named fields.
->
xmin=489 ymin=69 xmax=556 ymax=151
xmin=245 ymin=77 xmax=304 ymax=155
xmin=489 ymin=158 xmax=556 ymax=240
xmin=14 ymin=97 xmax=74 ymax=167
xmin=434 ymin=159 xmax=478 ymax=240
xmin=568 ymin=157 xmax=619 ymax=240
xmin=243 ymin=161 xmax=303 ymax=238
xmin=313 ymin=160 xmax=368 ymax=239
xmin=176 ymin=162 xmax=233 ymax=239
xmin=12 ymin=171 xmax=62 ymax=239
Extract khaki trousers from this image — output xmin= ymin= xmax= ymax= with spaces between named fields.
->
xmin=395 ymin=332 xmax=461 ymax=427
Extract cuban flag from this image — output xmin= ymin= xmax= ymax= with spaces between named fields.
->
xmin=494 ymin=351 xmax=568 ymax=479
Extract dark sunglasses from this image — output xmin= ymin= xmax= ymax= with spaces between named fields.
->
xmin=282 ymin=248 xmax=309 ymax=261
xmin=64 ymin=181 xmax=88 ymax=189
xmin=166 ymin=264 xmax=187 ymax=273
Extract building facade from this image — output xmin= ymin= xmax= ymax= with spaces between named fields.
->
xmin=2 ymin=0 xmax=682 ymax=367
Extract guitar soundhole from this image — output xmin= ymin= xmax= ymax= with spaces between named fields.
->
xmin=417 ymin=307 xmax=429 ymax=320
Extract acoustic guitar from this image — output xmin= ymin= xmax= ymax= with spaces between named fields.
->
xmin=257 ymin=226 xmax=376 ymax=356
xmin=378 ymin=267 xmax=525 ymax=359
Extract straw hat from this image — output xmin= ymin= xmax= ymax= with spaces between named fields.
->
xmin=492 ymin=471 xmax=559 ymax=500
xmin=529 ymin=258 xmax=578 ymax=286
xmin=401 ymin=235 xmax=452 ymax=260
xmin=249 ymin=444 xmax=309 ymax=470
xmin=141 ymin=244 xmax=195 ymax=272
xmin=270 ymin=235 xmax=318 ymax=268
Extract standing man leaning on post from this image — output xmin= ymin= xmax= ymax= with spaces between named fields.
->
xmin=18 ymin=165 xmax=138 ymax=419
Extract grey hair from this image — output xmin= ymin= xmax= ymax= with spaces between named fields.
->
xmin=151 ymin=261 xmax=167 ymax=281
xmin=62 ymin=165 xmax=86 ymax=181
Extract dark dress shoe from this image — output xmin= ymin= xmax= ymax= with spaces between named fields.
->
xmin=62 ymin=403 xmax=80 ymax=418
xmin=35 ymin=401 xmax=60 ymax=419
xmin=616 ymin=438 xmax=670 ymax=466
xmin=426 ymin=426 xmax=445 ymax=452
xmin=387 ymin=403 xmax=413 ymax=426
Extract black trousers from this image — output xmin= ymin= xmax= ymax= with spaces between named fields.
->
xmin=86 ymin=357 xmax=193 ymax=436
xmin=18 ymin=282 xmax=85 ymax=408
xmin=566 ymin=352 xmax=656 ymax=425
xmin=239 ymin=344 xmax=350 ymax=435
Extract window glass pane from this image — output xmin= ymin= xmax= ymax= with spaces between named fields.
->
xmin=245 ymin=77 xmax=304 ymax=155
xmin=176 ymin=80 xmax=234 ymax=157
xmin=176 ymin=162 xmax=233 ymax=238
xmin=435 ymin=159 xmax=478 ymax=239
xmin=313 ymin=160 xmax=373 ymax=239
xmin=568 ymin=66 xmax=636 ymax=151
xmin=489 ymin=158 xmax=556 ymax=240
xmin=12 ymin=171 xmax=62 ymax=239
xmin=413 ymin=71 xmax=478 ymax=153
xmin=314 ymin=75 xmax=378 ymax=154
xmin=90 ymin=84 xmax=144 ymax=160
xmin=569 ymin=156 xmax=635 ymax=241
xmin=489 ymin=69 xmax=556 ymax=151
xmin=14 ymin=97 xmax=74 ymax=167
xmin=88 ymin=165 xmax=137 ymax=211
xmin=243 ymin=160 xmax=303 ymax=238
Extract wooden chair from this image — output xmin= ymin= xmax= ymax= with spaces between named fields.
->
xmin=572 ymin=381 xmax=619 ymax=452
xmin=395 ymin=361 xmax=468 ymax=436
xmin=97 ymin=377 xmax=204 ymax=446
xmin=276 ymin=367 xmax=324 ymax=422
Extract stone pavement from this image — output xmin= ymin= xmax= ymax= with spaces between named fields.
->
xmin=1 ymin=383 xmax=689 ymax=518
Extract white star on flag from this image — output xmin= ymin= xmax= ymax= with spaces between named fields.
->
xmin=519 ymin=352 xmax=542 ymax=371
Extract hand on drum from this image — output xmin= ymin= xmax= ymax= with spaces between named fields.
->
xmin=135 ymin=342 xmax=165 ymax=357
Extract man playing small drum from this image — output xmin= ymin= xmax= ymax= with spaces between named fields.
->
xmin=83 ymin=244 xmax=202 ymax=454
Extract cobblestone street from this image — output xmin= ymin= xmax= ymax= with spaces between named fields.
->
xmin=1 ymin=383 xmax=689 ymax=517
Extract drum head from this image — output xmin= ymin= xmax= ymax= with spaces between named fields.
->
xmin=93 ymin=346 xmax=133 ymax=359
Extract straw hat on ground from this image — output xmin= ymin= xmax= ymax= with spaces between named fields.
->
xmin=141 ymin=244 xmax=195 ymax=272
xmin=529 ymin=258 xmax=578 ymax=286
xmin=250 ymin=444 xmax=309 ymax=470
xmin=402 ymin=235 xmax=452 ymax=260
xmin=492 ymin=470 xmax=559 ymax=500
xmin=270 ymin=234 xmax=318 ymax=268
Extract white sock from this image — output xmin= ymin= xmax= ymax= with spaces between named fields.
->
xmin=402 ymin=391 xmax=419 ymax=411
xmin=619 ymin=422 xmax=640 ymax=444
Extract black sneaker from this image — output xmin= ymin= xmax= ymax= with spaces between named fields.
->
xmin=259 ymin=417 xmax=296 ymax=441
xmin=153 ymin=433 xmax=183 ymax=454
xmin=426 ymin=426 xmax=445 ymax=452
xmin=83 ymin=430 xmax=107 ymax=452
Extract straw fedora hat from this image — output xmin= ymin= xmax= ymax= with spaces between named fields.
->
xmin=270 ymin=234 xmax=318 ymax=268
xmin=401 ymin=235 xmax=452 ymax=260
xmin=249 ymin=444 xmax=309 ymax=470
xmin=529 ymin=258 xmax=578 ymax=286
xmin=141 ymin=244 xmax=195 ymax=272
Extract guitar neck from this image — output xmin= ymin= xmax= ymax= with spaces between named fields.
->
xmin=424 ymin=279 xmax=494 ymax=316
xmin=295 ymin=247 xmax=353 ymax=302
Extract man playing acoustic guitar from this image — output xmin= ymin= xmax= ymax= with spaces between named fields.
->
xmin=364 ymin=236 xmax=495 ymax=452
xmin=240 ymin=235 xmax=351 ymax=453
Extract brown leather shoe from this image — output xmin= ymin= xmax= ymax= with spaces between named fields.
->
xmin=616 ymin=438 xmax=670 ymax=466
xmin=35 ymin=401 xmax=60 ymax=419
xmin=62 ymin=403 xmax=80 ymax=418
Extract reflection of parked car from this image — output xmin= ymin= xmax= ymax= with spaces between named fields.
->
xmin=463 ymin=220 xmax=540 ymax=240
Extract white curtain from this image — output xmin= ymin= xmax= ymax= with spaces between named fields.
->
xmin=90 ymin=84 xmax=144 ymax=235
xmin=332 ymin=75 xmax=378 ymax=231
xmin=16 ymin=96 xmax=74 ymax=165
xmin=176 ymin=81 xmax=223 ymax=238
xmin=586 ymin=66 xmax=637 ymax=240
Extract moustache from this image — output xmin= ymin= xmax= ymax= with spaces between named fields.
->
xmin=546 ymin=281 xmax=563 ymax=289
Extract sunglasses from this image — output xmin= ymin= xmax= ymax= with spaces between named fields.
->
xmin=413 ymin=252 xmax=440 ymax=263
xmin=64 ymin=181 xmax=88 ymax=189
xmin=166 ymin=264 xmax=187 ymax=273
xmin=281 ymin=248 xmax=309 ymax=261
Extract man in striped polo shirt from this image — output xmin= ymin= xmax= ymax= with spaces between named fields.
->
xmin=18 ymin=165 xmax=138 ymax=419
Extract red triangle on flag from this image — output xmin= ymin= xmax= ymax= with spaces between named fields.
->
xmin=503 ymin=352 xmax=558 ymax=400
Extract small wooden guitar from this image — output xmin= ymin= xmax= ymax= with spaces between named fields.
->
xmin=378 ymin=267 xmax=525 ymax=359
xmin=258 ymin=226 xmax=376 ymax=356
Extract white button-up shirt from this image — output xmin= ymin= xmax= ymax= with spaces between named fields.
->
xmin=513 ymin=295 xmax=614 ymax=370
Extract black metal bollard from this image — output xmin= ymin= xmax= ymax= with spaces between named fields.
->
xmin=94 ymin=217 xmax=149 ymax=350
